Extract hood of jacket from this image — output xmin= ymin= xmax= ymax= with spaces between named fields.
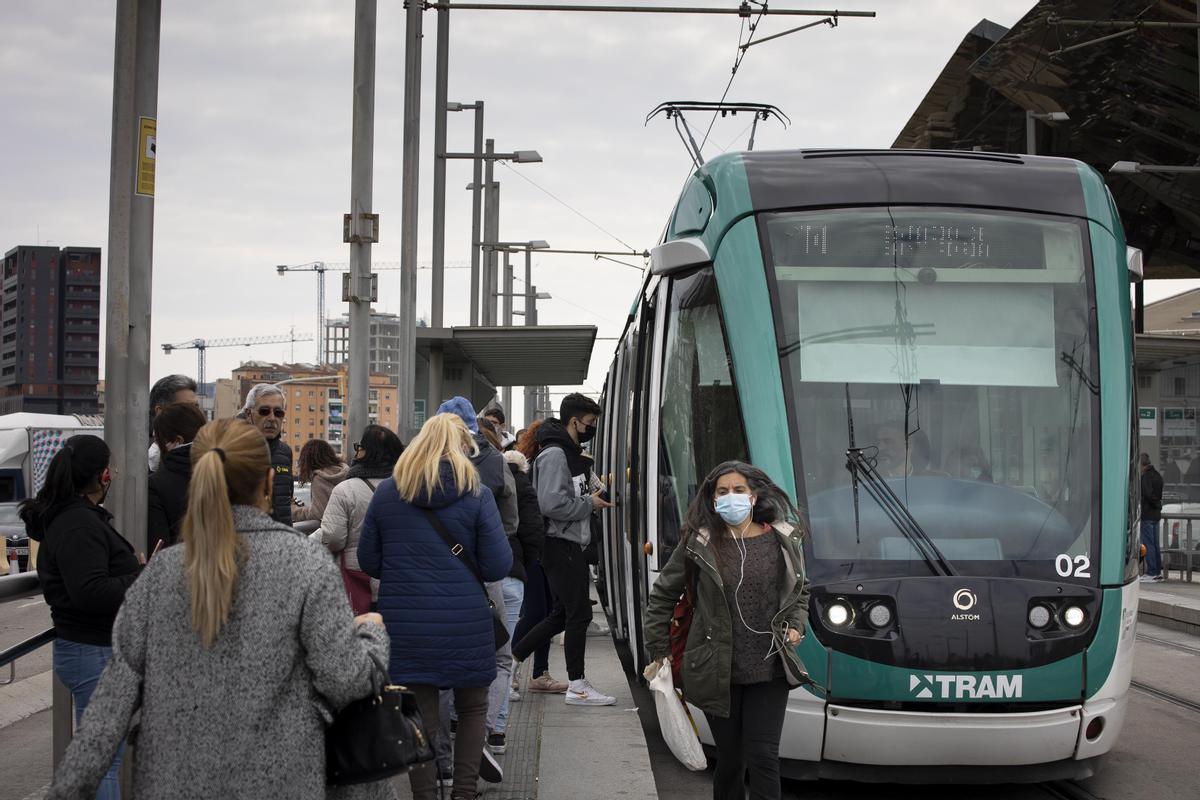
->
xmin=348 ymin=461 xmax=394 ymax=480
xmin=26 ymin=497 xmax=114 ymax=543
xmin=503 ymin=450 xmax=529 ymax=473
xmin=535 ymin=417 xmax=578 ymax=456
xmin=161 ymin=443 xmax=194 ymax=478
xmin=412 ymin=459 xmax=475 ymax=510
xmin=311 ymin=463 xmax=349 ymax=483
xmin=437 ymin=396 xmax=479 ymax=433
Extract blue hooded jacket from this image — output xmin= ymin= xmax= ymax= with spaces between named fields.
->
xmin=357 ymin=461 xmax=511 ymax=688
xmin=436 ymin=397 xmax=506 ymax=499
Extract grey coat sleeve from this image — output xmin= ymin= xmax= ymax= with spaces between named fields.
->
xmin=534 ymin=448 xmax=592 ymax=524
xmin=300 ymin=547 xmax=390 ymax=710
xmin=47 ymin=568 xmax=151 ymax=799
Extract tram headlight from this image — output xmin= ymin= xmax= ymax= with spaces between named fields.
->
xmin=1028 ymin=605 xmax=1052 ymax=629
xmin=867 ymin=603 xmax=892 ymax=629
xmin=1062 ymin=605 xmax=1087 ymax=629
xmin=826 ymin=600 xmax=853 ymax=628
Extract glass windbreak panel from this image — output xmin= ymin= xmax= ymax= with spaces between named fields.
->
xmin=765 ymin=207 xmax=1098 ymax=584
xmin=657 ymin=268 xmax=749 ymax=565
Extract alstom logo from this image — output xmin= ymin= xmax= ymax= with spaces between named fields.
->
xmin=909 ymin=674 xmax=1023 ymax=700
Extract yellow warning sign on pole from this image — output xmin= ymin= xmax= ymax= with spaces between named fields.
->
xmin=136 ymin=117 xmax=156 ymax=197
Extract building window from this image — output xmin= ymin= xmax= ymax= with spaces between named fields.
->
xmin=1138 ymin=373 xmax=1152 ymax=390
xmin=1175 ymin=376 xmax=1187 ymax=396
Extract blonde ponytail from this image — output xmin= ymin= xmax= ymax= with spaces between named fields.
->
xmin=181 ymin=419 xmax=271 ymax=648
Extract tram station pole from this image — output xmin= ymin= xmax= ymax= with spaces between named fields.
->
xmin=104 ymin=0 xmax=160 ymax=556
xmin=347 ymin=0 xmax=377 ymax=454
xmin=398 ymin=0 xmax=423 ymax=439
xmin=429 ymin=4 xmax=449 ymax=412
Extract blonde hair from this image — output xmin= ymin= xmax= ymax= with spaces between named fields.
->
xmin=393 ymin=413 xmax=479 ymax=502
xmin=182 ymin=419 xmax=271 ymax=648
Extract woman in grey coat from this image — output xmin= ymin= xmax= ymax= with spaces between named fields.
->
xmin=47 ymin=419 xmax=394 ymax=800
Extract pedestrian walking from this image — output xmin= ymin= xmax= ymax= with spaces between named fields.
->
xmin=1140 ymin=453 xmax=1165 ymax=582
xmin=314 ymin=425 xmax=404 ymax=612
xmin=357 ymin=412 xmax=512 ymax=800
xmin=237 ymin=383 xmax=295 ymax=525
xmin=44 ymin=419 xmax=393 ymax=800
xmin=147 ymin=374 xmax=199 ymax=472
xmin=21 ymin=435 xmax=141 ymax=800
xmin=147 ymin=401 xmax=208 ymax=553
xmin=511 ymin=394 xmax=616 ymax=706
xmin=643 ymin=461 xmax=811 ymax=800
xmin=510 ymin=421 xmax=567 ymax=696
xmin=294 ymin=439 xmax=349 ymax=524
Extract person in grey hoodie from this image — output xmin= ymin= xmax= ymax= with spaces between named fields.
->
xmin=46 ymin=419 xmax=393 ymax=800
xmin=511 ymin=393 xmax=615 ymax=707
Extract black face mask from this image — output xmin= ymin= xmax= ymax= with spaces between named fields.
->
xmin=577 ymin=423 xmax=597 ymax=444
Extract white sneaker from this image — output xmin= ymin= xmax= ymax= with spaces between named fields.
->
xmin=1140 ymin=574 xmax=1159 ymax=583
xmin=565 ymin=678 xmax=616 ymax=706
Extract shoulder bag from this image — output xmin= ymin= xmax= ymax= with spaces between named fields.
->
xmin=668 ymin=558 xmax=697 ymax=690
xmin=326 ymin=653 xmax=435 ymax=786
xmin=419 ymin=507 xmax=510 ymax=649
xmin=335 ymin=478 xmax=377 ymax=615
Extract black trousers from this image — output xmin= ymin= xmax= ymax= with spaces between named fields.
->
xmin=704 ymin=678 xmax=790 ymax=800
xmin=512 ymin=537 xmax=593 ymax=680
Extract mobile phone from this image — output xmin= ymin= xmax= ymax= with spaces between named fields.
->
xmin=599 ymin=489 xmax=611 ymax=502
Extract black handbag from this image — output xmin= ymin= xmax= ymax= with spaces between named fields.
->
xmin=325 ymin=655 xmax=435 ymax=786
xmin=420 ymin=507 xmax=510 ymax=649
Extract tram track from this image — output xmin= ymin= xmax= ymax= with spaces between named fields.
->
xmin=1136 ymin=631 xmax=1200 ymax=657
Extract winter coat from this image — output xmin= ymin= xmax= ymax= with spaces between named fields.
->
xmin=642 ymin=522 xmax=811 ymax=718
xmin=268 ymin=436 xmax=296 ymax=526
xmin=293 ymin=464 xmax=349 ymax=523
xmin=32 ymin=499 xmax=141 ymax=647
xmin=504 ymin=451 xmax=545 ymax=582
xmin=45 ymin=505 xmax=393 ymax=800
xmin=498 ymin=466 xmax=519 ymax=536
xmin=533 ymin=418 xmax=594 ymax=547
xmin=314 ymin=470 xmax=384 ymax=599
xmin=147 ymin=443 xmax=193 ymax=553
xmin=357 ymin=462 xmax=512 ymax=688
xmin=1141 ymin=464 xmax=1164 ymax=521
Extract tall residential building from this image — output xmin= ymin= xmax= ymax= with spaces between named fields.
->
xmin=324 ymin=312 xmax=402 ymax=383
xmin=0 ymin=246 xmax=101 ymax=415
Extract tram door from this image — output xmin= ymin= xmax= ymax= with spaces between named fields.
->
xmin=609 ymin=342 xmax=634 ymax=646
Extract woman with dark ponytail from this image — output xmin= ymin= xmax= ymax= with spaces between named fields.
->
xmin=21 ymin=434 xmax=139 ymax=800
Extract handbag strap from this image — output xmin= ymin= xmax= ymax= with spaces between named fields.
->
xmin=419 ymin=507 xmax=488 ymax=595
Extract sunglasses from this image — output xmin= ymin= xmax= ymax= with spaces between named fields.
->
xmin=256 ymin=407 xmax=286 ymax=419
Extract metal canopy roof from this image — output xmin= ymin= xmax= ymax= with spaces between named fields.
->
xmin=893 ymin=0 xmax=1200 ymax=279
xmin=1136 ymin=334 xmax=1200 ymax=368
xmin=416 ymin=326 xmax=597 ymax=386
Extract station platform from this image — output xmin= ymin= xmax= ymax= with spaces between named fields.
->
xmin=1139 ymin=577 xmax=1200 ymax=637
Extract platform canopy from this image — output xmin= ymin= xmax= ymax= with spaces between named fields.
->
xmin=893 ymin=0 xmax=1200 ymax=279
xmin=416 ymin=326 xmax=598 ymax=387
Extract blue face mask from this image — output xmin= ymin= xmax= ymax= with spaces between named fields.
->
xmin=715 ymin=493 xmax=754 ymax=525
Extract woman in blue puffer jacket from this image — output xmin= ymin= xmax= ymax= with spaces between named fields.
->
xmin=358 ymin=412 xmax=511 ymax=800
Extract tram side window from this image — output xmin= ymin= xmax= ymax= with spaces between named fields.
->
xmin=658 ymin=268 xmax=749 ymax=564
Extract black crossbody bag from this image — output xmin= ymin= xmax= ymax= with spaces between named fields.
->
xmin=419 ymin=507 xmax=510 ymax=649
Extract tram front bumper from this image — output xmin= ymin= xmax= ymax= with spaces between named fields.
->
xmin=823 ymin=704 xmax=1084 ymax=766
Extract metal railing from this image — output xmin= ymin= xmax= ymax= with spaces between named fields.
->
xmin=1157 ymin=514 xmax=1199 ymax=583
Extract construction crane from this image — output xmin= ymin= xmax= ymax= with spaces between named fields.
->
xmin=161 ymin=332 xmax=314 ymax=387
xmin=275 ymin=260 xmax=467 ymax=364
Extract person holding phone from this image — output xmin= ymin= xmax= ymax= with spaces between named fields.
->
xmin=22 ymin=435 xmax=141 ymax=800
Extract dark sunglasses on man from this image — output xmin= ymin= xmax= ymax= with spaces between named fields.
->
xmin=257 ymin=406 xmax=287 ymax=419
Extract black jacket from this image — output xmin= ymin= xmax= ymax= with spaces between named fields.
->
xmin=34 ymin=499 xmax=140 ymax=647
xmin=508 ymin=462 xmax=546 ymax=582
xmin=147 ymin=444 xmax=192 ymax=553
xmin=269 ymin=436 xmax=295 ymax=525
xmin=1141 ymin=465 xmax=1164 ymax=521
xmin=471 ymin=433 xmax=506 ymax=500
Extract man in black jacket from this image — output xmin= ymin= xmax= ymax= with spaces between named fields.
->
xmin=1140 ymin=453 xmax=1165 ymax=582
xmin=238 ymin=383 xmax=295 ymax=525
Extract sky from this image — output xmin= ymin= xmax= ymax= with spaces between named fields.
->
xmin=2 ymin=1 xmax=1187 ymax=426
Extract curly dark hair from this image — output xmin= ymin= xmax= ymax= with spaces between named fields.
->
xmin=297 ymin=439 xmax=343 ymax=483
xmin=681 ymin=460 xmax=804 ymax=561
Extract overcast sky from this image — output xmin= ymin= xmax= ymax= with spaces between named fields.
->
xmin=2 ymin=1 xmax=1181 ymax=425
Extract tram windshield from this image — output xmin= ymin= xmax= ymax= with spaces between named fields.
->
xmin=763 ymin=207 xmax=1098 ymax=584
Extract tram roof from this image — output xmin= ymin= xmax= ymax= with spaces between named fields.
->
xmin=416 ymin=325 xmax=597 ymax=387
xmin=891 ymin=0 xmax=1200 ymax=280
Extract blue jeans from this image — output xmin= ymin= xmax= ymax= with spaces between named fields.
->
xmin=1141 ymin=518 xmax=1162 ymax=577
xmin=54 ymin=639 xmax=123 ymax=800
xmin=492 ymin=577 xmax=524 ymax=734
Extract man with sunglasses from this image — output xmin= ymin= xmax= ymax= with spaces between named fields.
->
xmin=237 ymin=383 xmax=295 ymax=525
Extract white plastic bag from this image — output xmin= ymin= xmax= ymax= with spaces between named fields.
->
xmin=646 ymin=659 xmax=707 ymax=771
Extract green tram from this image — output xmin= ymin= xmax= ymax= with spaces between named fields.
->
xmin=594 ymin=149 xmax=1142 ymax=781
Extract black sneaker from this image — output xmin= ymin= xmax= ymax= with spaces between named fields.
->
xmin=487 ymin=732 xmax=507 ymax=754
xmin=479 ymin=747 xmax=504 ymax=783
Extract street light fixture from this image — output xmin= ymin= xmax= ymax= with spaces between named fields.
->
xmin=1110 ymin=161 xmax=1200 ymax=175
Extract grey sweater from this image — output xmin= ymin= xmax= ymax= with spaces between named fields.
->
xmin=534 ymin=446 xmax=593 ymax=546
xmin=46 ymin=506 xmax=393 ymax=800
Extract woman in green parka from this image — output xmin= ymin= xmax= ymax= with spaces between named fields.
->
xmin=643 ymin=461 xmax=810 ymax=800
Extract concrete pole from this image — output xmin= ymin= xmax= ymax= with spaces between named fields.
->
xmin=347 ymin=0 xmax=377 ymax=455
xmin=104 ymin=0 xmax=159 ymax=555
xmin=1025 ymin=111 xmax=1036 ymax=156
xmin=428 ymin=4 xmax=448 ymax=413
xmin=502 ymin=250 xmax=513 ymax=415
xmin=482 ymin=139 xmax=498 ymax=325
xmin=398 ymin=0 xmax=423 ymax=439
xmin=524 ymin=255 xmax=535 ymax=425
xmin=469 ymin=102 xmax=485 ymax=325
